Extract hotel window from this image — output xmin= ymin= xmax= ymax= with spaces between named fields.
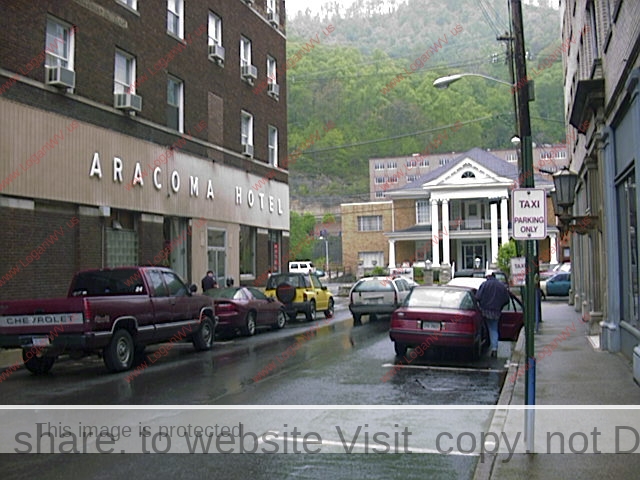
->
xmin=439 ymin=158 xmax=449 ymax=166
xmin=114 ymin=50 xmax=136 ymax=94
xmin=420 ymin=159 xmax=429 ymax=167
xmin=506 ymin=153 xmax=517 ymax=162
xmin=267 ymin=56 xmax=277 ymax=84
xmin=374 ymin=162 xmax=384 ymax=170
xmin=118 ymin=0 xmax=137 ymax=10
xmin=167 ymin=76 xmax=184 ymax=132
xmin=167 ymin=0 xmax=184 ymax=38
xmin=374 ymin=177 xmax=385 ymax=184
xmin=406 ymin=160 xmax=417 ymax=167
xmin=268 ymin=125 xmax=278 ymax=166
xmin=416 ymin=200 xmax=431 ymax=225
xmin=239 ymin=225 xmax=256 ymax=279
xmin=358 ymin=215 xmax=382 ymax=232
xmin=241 ymin=111 xmax=254 ymax=147
xmin=207 ymin=229 xmax=227 ymax=282
xmin=267 ymin=0 xmax=277 ymax=16
xmin=556 ymin=151 xmax=567 ymax=159
xmin=389 ymin=176 xmax=398 ymax=183
xmin=375 ymin=191 xmax=386 ymax=198
xmin=240 ymin=36 xmax=252 ymax=68
xmin=387 ymin=161 xmax=397 ymax=169
xmin=407 ymin=175 xmax=418 ymax=182
xmin=45 ymin=17 xmax=75 ymax=70
xmin=208 ymin=12 xmax=222 ymax=46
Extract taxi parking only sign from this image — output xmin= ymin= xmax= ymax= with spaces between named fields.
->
xmin=512 ymin=188 xmax=547 ymax=240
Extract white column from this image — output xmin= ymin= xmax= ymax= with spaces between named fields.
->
xmin=550 ymin=234 xmax=558 ymax=264
xmin=388 ymin=239 xmax=396 ymax=268
xmin=442 ymin=199 xmax=450 ymax=265
xmin=501 ymin=197 xmax=509 ymax=245
xmin=431 ymin=198 xmax=440 ymax=267
xmin=490 ymin=202 xmax=499 ymax=264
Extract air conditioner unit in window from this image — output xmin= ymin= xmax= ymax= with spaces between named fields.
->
xmin=267 ymin=82 xmax=280 ymax=99
xmin=114 ymin=93 xmax=143 ymax=112
xmin=242 ymin=143 xmax=254 ymax=157
xmin=241 ymin=64 xmax=258 ymax=85
xmin=208 ymin=44 xmax=225 ymax=66
xmin=268 ymin=11 xmax=279 ymax=26
xmin=45 ymin=66 xmax=76 ymax=89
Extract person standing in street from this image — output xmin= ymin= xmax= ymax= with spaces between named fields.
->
xmin=201 ymin=270 xmax=217 ymax=292
xmin=476 ymin=272 xmax=511 ymax=358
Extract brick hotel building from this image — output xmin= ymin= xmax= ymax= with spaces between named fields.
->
xmin=0 ymin=0 xmax=288 ymax=299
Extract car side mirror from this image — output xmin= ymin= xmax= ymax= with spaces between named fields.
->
xmin=190 ymin=284 xmax=198 ymax=293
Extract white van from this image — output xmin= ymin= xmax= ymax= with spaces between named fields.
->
xmin=289 ymin=261 xmax=316 ymax=274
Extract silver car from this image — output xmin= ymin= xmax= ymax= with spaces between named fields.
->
xmin=349 ymin=276 xmax=413 ymax=325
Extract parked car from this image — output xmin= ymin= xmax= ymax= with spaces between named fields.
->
xmin=0 ymin=267 xmax=216 ymax=374
xmin=540 ymin=262 xmax=571 ymax=281
xmin=205 ymin=287 xmax=286 ymax=337
xmin=288 ymin=261 xmax=316 ymax=274
xmin=264 ymin=273 xmax=334 ymax=322
xmin=389 ymin=284 xmax=523 ymax=360
xmin=541 ymin=272 xmax=571 ymax=297
xmin=454 ymin=269 xmax=509 ymax=286
xmin=349 ymin=276 xmax=413 ymax=324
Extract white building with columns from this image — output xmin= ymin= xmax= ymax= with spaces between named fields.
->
xmin=341 ymin=148 xmax=561 ymax=275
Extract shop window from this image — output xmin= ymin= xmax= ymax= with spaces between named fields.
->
xmin=240 ymin=225 xmax=256 ymax=279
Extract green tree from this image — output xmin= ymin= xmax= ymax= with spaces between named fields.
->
xmin=497 ymin=240 xmax=519 ymax=275
xmin=290 ymin=211 xmax=317 ymax=260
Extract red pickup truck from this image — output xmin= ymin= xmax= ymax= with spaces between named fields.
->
xmin=0 ymin=267 xmax=216 ymax=374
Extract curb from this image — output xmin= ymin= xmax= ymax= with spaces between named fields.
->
xmin=472 ymin=331 xmax=525 ymax=480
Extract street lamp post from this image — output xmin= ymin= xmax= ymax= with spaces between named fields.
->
xmin=511 ymin=0 xmax=538 ymax=452
xmin=320 ymin=236 xmax=329 ymax=276
xmin=433 ymin=0 xmax=538 ymax=451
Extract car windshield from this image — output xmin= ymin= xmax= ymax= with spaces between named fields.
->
xmin=353 ymin=278 xmax=393 ymax=292
xmin=405 ymin=287 xmax=474 ymax=310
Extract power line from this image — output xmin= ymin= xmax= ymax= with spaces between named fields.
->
xmin=300 ymin=114 xmax=505 ymax=154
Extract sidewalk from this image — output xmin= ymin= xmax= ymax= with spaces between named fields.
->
xmin=476 ymin=300 xmax=640 ymax=479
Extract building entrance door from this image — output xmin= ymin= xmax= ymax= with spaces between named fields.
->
xmin=462 ymin=242 xmax=487 ymax=269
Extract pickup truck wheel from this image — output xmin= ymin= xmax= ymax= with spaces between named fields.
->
xmin=324 ymin=298 xmax=334 ymax=319
xmin=305 ymin=301 xmax=316 ymax=322
xmin=272 ymin=310 xmax=287 ymax=330
xmin=104 ymin=329 xmax=135 ymax=372
xmin=244 ymin=311 xmax=257 ymax=336
xmin=22 ymin=350 xmax=56 ymax=375
xmin=193 ymin=317 xmax=215 ymax=351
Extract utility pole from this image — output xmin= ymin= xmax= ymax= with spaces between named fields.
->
xmin=511 ymin=0 xmax=538 ymax=453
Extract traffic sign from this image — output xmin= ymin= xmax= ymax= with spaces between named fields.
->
xmin=512 ymin=188 xmax=547 ymax=240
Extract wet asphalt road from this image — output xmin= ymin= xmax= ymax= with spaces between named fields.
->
xmin=0 ymin=297 xmax=510 ymax=479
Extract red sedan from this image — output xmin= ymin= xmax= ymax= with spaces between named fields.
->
xmin=389 ymin=285 xmax=523 ymax=360
xmin=205 ymin=287 xmax=287 ymax=337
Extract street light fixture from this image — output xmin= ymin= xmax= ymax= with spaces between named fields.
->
xmin=550 ymin=167 xmax=599 ymax=235
xmin=433 ymin=73 xmax=515 ymax=89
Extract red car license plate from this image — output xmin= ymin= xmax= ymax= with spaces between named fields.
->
xmin=421 ymin=322 xmax=440 ymax=331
